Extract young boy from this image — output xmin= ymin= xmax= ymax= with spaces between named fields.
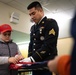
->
xmin=0 ymin=24 xmax=23 ymax=75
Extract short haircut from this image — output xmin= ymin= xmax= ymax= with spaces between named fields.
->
xmin=27 ymin=1 xmax=43 ymax=10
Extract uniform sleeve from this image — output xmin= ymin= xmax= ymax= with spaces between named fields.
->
xmin=28 ymin=42 xmax=33 ymax=56
xmin=28 ymin=25 xmax=34 ymax=57
xmin=32 ymin=19 xmax=59 ymax=61
xmin=57 ymin=55 xmax=70 ymax=75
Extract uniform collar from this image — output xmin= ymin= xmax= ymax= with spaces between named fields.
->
xmin=39 ymin=16 xmax=47 ymax=25
xmin=38 ymin=16 xmax=45 ymax=24
xmin=35 ymin=16 xmax=46 ymax=25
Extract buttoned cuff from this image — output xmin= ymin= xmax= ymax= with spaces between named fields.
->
xmin=30 ymin=56 xmax=35 ymax=62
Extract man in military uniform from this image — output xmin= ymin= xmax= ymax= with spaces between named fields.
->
xmin=21 ymin=1 xmax=59 ymax=75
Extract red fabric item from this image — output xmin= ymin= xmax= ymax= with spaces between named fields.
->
xmin=9 ymin=62 xmax=35 ymax=69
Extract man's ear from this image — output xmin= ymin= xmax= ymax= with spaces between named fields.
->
xmin=37 ymin=7 xmax=43 ymax=12
xmin=39 ymin=8 xmax=43 ymax=12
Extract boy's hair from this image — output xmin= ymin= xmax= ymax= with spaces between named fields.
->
xmin=27 ymin=1 xmax=43 ymax=10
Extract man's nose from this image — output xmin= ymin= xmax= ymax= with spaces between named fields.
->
xmin=31 ymin=15 xmax=34 ymax=19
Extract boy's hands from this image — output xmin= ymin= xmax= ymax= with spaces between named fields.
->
xmin=8 ymin=55 xmax=24 ymax=64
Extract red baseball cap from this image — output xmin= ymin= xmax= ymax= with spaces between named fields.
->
xmin=0 ymin=24 xmax=12 ymax=33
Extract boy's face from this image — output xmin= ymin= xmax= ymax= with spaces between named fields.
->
xmin=0 ymin=31 xmax=11 ymax=42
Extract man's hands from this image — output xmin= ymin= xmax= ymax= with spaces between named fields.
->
xmin=19 ymin=57 xmax=35 ymax=66
xmin=8 ymin=55 xmax=35 ymax=65
xmin=20 ymin=56 xmax=35 ymax=62
xmin=8 ymin=55 xmax=24 ymax=64
xmin=20 ymin=57 xmax=31 ymax=62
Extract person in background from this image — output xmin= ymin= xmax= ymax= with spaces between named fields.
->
xmin=70 ymin=10 xmax=76 ymax=75
xmin=48 ymin=55 xmax=70 ymax=75
xmin=20 ymin=1 xmax=59 ymax=75
xmin=0 ymin=24 xmax=24 ymax=75
xmin=47 ymin=10 xmax=76 ymax=75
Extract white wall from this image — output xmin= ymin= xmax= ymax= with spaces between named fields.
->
xmin=0 ymin=2 xmax=32 ymax=34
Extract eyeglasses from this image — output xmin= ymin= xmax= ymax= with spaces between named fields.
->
xmin=3 ymin=33 xmax=11 ymax=36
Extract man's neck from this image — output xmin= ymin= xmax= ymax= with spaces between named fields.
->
xmin=37 ymin=16 xmax=45 ymax=25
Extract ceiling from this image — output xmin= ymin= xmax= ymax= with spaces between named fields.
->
xmin=0 ymin=0 xmax=76 ymax=44
xmin=0 ymin=0 xmax=76 ymax=17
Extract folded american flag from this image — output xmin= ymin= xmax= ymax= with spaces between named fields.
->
xmin=9 ymin=61 xmax=48 ymax=70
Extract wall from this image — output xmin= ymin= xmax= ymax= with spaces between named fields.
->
xmin=0 ymin=2 xmax=32 ymax=34
xmin=58 ymin=37 xmax=74 ymax=55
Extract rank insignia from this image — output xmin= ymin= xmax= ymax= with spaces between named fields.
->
xmin=40 ymin=51 xmax=46 ymax=54
xmin=49 ymin=28 xmax=55 ymax=35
